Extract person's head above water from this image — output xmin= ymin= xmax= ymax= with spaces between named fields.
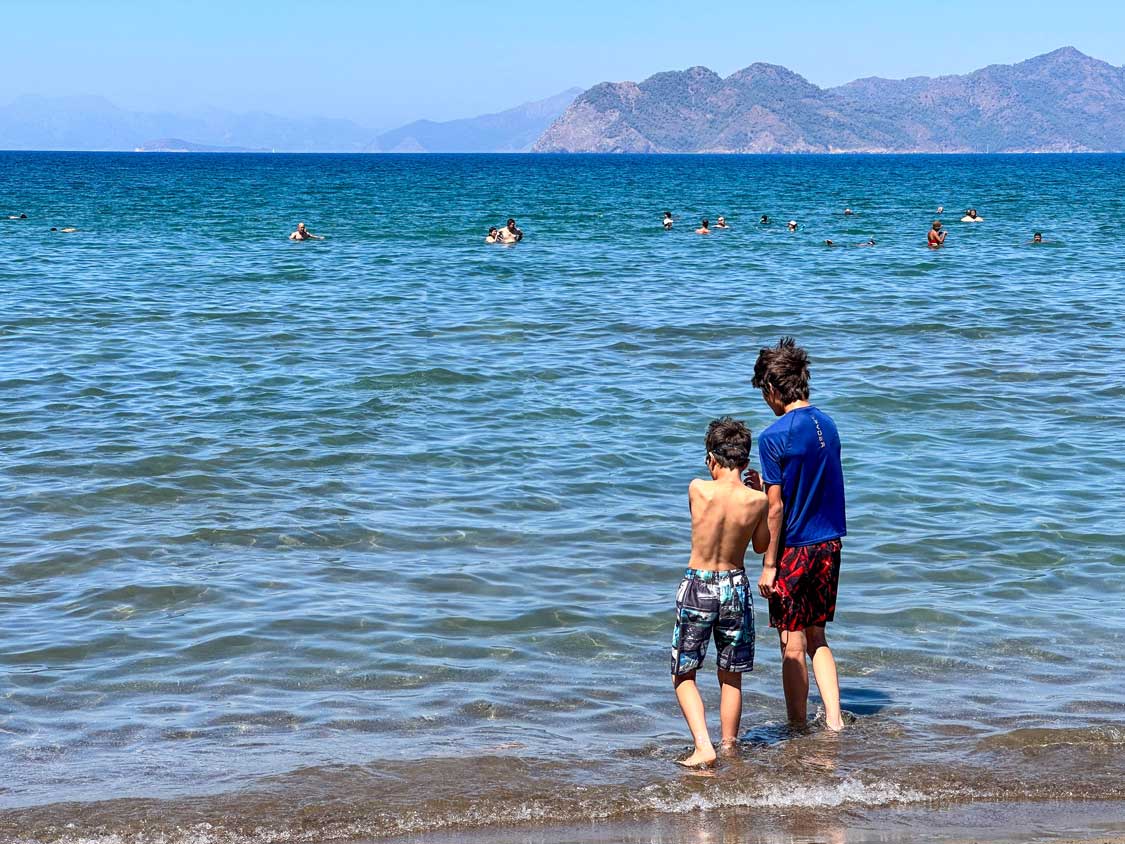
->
xmin=752 ymin=336 xmax=811 ymax=414
xmin=844 ymin=208 xmax=853 ymax=216
xmin=297 ymin=222 xmax=306 ymax=231
xmin=664 ymin=211 xmax=672 ymax=219
xmin=507 ymin=218 xmax=517 ymax=229
xmin=1032 ymin=232 xmax=1043 ymax=243
xmin=717 ymin=216 xmax=726 ymax=226
xmin=701 ymin=218 xmax=709 ymax=228
xmin=704 ymin=416 xmax=752 ymax=473
xmin=787 ymin=220 xmax=798 ymax=231
xmin=760 ymin=215 xmax=769 ymax=224
xmin=932 ymin=221 xmax=943 ymax=231
xmin=488 ymin=226 xmax=498 ymax=235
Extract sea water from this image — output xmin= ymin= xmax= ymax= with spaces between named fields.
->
xmin=1 ymin=152 xmax=1123 ymax=841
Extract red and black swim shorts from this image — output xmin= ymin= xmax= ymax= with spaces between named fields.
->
xmin=768 ymin=539 xmax=842 ymax=631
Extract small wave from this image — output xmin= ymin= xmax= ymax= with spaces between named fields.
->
xmin=640 ymin=776 xmax=927 ymax=813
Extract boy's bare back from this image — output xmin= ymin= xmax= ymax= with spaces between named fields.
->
xmin=688 ymin=477 xmax=769 ymax=571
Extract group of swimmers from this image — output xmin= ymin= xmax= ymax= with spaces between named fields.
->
xmin=662 ymin=206 xmax=1046 ymax=248
xmin=668 ymin=210 xmax=837 ymax=238
xmin=16 ymin=207 xmax=1046 ymax=248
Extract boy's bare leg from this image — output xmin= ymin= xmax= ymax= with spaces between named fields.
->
xmin=673 ymin=671 xmax=717 ymax=766
xmin=779 ymin=629 xmax=809 ymax=725
xmin=805 ymin=626 xmax=844 ymax=731
xmin=717 ymin=668 xmax=743 ymax=749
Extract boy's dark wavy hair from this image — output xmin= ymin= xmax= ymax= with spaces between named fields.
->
xmin=705 ymin=417 xmax=752 ymax=469
xmin=752 ymin=336 xmax=810 ymax=404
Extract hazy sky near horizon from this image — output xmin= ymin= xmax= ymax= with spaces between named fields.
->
xmin=6 ymin=0 xmax=1125 ymax=129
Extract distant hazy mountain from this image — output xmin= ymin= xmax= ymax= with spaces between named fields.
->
xmin=534 ymin=47 xmax=1125 ymax=153
xmin=0 ymin=95 xmax=375 ymax=152
xmin=371 ymin=88 xmax=582 ymax=152
xmin=0 ymin=89 xmax=581 ymax=153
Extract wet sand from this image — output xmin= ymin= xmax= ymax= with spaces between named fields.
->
xmin=385 ymin=800 xmax=1125 ymax=844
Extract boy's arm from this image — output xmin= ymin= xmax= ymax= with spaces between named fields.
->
xmin=751 ymin=498 xmax=770 ymax=554
xmin=758 ymin=485 xmax=785 ymax=598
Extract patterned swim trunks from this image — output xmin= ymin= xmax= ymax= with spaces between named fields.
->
xmin=768 ymin=539 xmax=842 ymax=631
xmin=670 ymin=568 xmax=755 ymax=675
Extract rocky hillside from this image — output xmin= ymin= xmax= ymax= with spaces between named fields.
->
xmin=533 ymin=48 xmax=1125 ymax=153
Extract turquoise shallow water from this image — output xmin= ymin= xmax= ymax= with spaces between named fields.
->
xmin=1 ymin=152 xmax=1124 ymax=841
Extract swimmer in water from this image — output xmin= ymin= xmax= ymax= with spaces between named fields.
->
xmin=7 ymin=213 xmax=28 ymax=220
xmin=843 ymin=208 xmax=854 ymax=216
xmin=696 ymin=219 xmax=711 ymax=235
xmin=715 ymin=216 xmax=729 ymax=229
xmin=961 ymin=209 xmax=983 ymax=222
xmin=936 ymin=206 xmax=944 ymax=215
xmin=1030 ymin=232 xmax=1044 ymax=244
xmin=498 ymin=218 xmax=523 ymax=244
xmin=787 ymin=220 xmax=798 ymax=232
xmin=663 ymin=211 xmax=674 ymax=230
xmin=485 ymin=226 xmax=500 ymax=243
xmin=824 ymin=239 xmax=837 ymax=247
xmin=858 ymin=238 xmax=876 ymax=247
xmin=289 ymin=222 xmax=324 ymax=241
xmin=928 ymin=221 xmax=946 ymax=248
xmin=760 ymin=215 xmax=770 ymax=225
xmin=50 ymin=227 xmax=78 ymax=232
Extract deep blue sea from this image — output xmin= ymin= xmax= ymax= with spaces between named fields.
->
xmin=1 ymin=152 xmax=1124 ymax=843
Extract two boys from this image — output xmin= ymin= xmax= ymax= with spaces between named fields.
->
xmin=671 ymin=337 xmax=847 ymax=765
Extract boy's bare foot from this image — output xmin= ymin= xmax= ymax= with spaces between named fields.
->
xmin=718 ymin=739 xmax=739 ymax=756
xmin=676 ymin=747 xmax=717 ymax=768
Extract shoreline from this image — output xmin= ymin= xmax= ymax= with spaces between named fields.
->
xmin=382 ymin=800 xmax=1125 ymax=844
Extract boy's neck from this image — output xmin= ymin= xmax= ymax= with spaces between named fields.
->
xmin=784 ymin=399 xmax=812 ymax=413
xmin=711 ymin=466 xmax=745 ymax=484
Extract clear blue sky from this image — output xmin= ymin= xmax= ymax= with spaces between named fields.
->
xmin=5 ymin=0 xmax=1125 ymax=129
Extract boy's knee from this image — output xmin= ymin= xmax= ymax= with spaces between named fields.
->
xmin=804 ymin=626 xmax=829 ymax=655
xmin=673 ymin=670 xmax=697 ymax=687
xmin=780 ymin=633 xmax=806 ymax=659
xmin=717 ymin=668 xmax=742 ymax=688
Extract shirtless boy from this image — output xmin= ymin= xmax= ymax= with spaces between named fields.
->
xmin=695 ymin=218 xmax=711 ymax=235
xmin=671 ymin=418 xmax=770 ymax=767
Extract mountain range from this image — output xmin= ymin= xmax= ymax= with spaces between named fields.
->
xmin=5 ymin=48 xmax=1124 ymax=154
xmin=534 ymin=47 xmax=1125 ymax=153
xmin=0 ymin=90 xmax=581 ymax=153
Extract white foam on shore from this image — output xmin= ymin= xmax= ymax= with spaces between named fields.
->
xmin=642 ymin=776 xmax=928 ymax=814
xmin=6 ymin=779 xmax=939 ymax=844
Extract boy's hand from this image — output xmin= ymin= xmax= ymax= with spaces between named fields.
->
xmin=743 ymin=469 xmax=763 ymax=491
xmin=758 ymin=565 xmax=777 ymax=599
